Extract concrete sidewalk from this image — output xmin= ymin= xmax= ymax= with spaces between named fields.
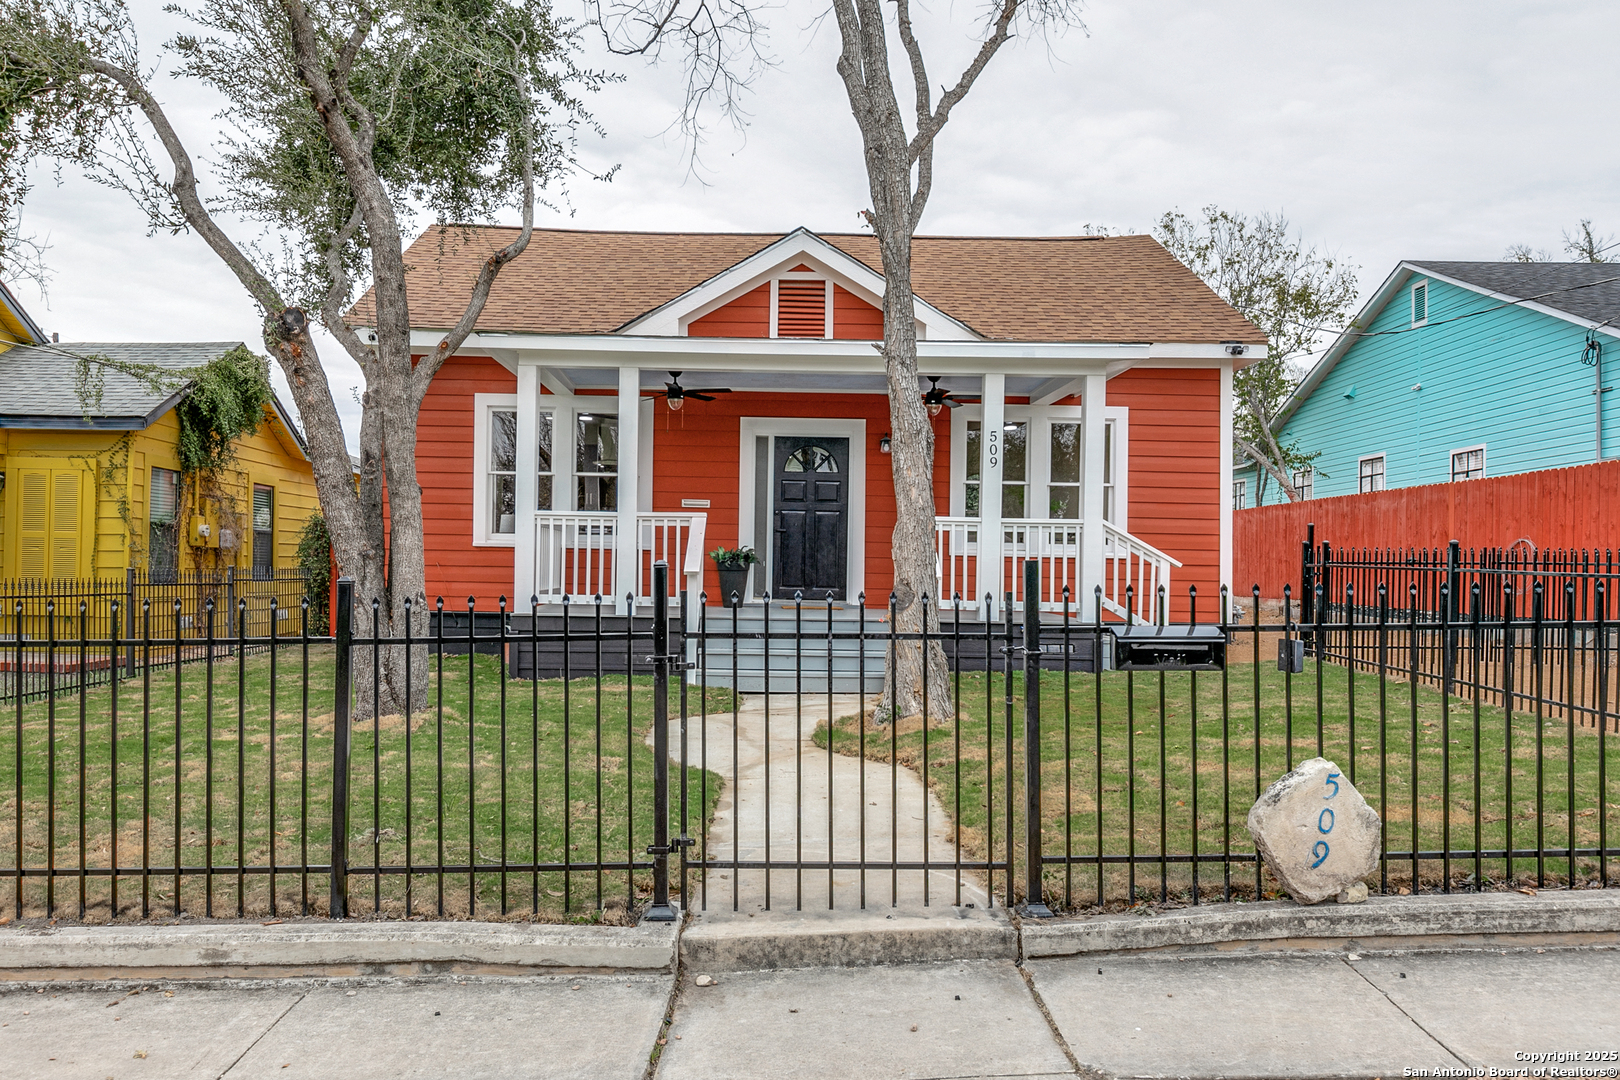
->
xmin=6 ymin=944 xmax=1618 ymax=1079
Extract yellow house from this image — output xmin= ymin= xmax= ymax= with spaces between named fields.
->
xmin=0 ymin=337 xmax=318 ymax=584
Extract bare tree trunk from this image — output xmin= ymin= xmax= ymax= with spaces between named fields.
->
xmin=829 ymin=0 xmax=1025 ymax=720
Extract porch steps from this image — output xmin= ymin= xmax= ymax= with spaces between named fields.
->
xmin=687 ymin=604 xmax=887 ymax=694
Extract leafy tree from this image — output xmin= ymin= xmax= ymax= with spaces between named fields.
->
xmin=1 ymin=0 xmax=599 ymax=711
xmin=590 ymin=0 xmax=1084 ymax=718
xmin=1155 ymin=207 xmax=1359 ymax=504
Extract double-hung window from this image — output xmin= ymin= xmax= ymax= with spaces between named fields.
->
xmin=576 ymin=412 xmax=619 ymax=512
xmin=1358 ymin=454 xmax=1386 ymax=493
xmin=1047 ymin=421 xmax=1116 ymax=521
xmin=149 ymin=467 xmax=180 ymax=581
xmin=964 ymin=419 xmax=1027 ymax=517
xmin=1291 ymin=468 xmax=1314 ymax=501
xmin=478 ymin=397 xmax=554 ymax=543
xmin=1233 ymin=479 xmax=1247 ymax=510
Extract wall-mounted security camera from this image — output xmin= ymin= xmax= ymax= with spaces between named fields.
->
xmin=1223 ymin=342 xmax=1248 ymax=356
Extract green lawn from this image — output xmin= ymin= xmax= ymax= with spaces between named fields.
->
xmin=816 ymin=659 xmax=1620 ymax=911
xmin=1 ymin=647 xmax=730 ymax=922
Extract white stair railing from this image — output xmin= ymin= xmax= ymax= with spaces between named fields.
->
xmin=932 ymin=516 xmax=1180 ymax=620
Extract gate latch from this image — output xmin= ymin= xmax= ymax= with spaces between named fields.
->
xmin=647 ymin=836 xmax=697 ymax=855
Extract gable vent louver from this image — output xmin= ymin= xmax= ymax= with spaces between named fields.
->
xmin=776 ymin=280 xmax=828 ymax=338
xmin=1411 ymin=281 xmax=1427 ymax=325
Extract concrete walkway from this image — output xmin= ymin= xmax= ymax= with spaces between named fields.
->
xmin=7 ymin=946 xmax=1619 ymax=1079
xmin=653 ymin=694 xmax=990 ymax=914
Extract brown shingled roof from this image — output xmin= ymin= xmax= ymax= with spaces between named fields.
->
xmin=349 ymin=225 xmax=1265 ymax=344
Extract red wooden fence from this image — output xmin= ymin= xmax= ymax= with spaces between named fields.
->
xmin=1236 ymin=459 xmax=1620 ymax=598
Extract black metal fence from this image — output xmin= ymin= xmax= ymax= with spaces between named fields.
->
xmin=2 ymin=560 xmax=1616 ymax=924
xmin=1 ymin=569 xmax=309 ymax=703
xmin=1304 ymin=540 xmax=1620 ymax=726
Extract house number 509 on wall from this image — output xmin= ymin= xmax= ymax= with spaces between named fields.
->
xmin=987 ymin=426 xmax=1000 ymax=471
xmin=1312 ymin=771 xmax=1341 ymax=868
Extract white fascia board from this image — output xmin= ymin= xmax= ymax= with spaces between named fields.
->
xmin=616 ymin=227 xmax=981 ymax=341
xmin=414 ymin=330 xmax=1143 ymax=376
xmin=1403 ymin=262 xmax=1620 ymax=340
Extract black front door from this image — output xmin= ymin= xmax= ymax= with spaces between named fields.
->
xmin=772 ymin=436 xmax=849 ymax=599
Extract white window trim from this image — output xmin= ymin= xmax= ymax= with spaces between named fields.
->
xmin=1233 ymin=478 xmax=1247 ymax=510
xmin=1358 ymin=451 xmax=1388 ymax=494
xmin=473 ymin=393 xmax=520 ymax=547
xmin=1291 ymin=467 xmax=1314 ymax=501
xmin=1449 ymin=443 xmax=1486 ymax=482
xmin=1411 ymin=280 xmax=1429 ymax=327
xmin=947 ymin=403 xmax=1129 ymax=531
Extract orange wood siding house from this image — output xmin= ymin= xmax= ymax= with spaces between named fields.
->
xmin=357 ymin=227 xmax=1262 ymax=624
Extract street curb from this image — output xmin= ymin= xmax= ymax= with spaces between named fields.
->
xmin=1021 ymin=889 xmax=1620 ymax=958
xmin=679 ymin=905 xmax=1016 ymax=972
xmin=0 ymin=919 xmax=679 ymax=980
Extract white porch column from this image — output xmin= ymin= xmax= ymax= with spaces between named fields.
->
xmin=514 ymin=363 xmax=541 ymax=608
xmin=1080 ymin=372 xmax=1108 ymax=623
xmin=614 ymin=366 xmax=642 ymax=615
xmin=977 ymin=372 xmax=1006 ymax=620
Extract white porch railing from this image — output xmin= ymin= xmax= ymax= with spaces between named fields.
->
xmin=529 ymin=512 xmax=707 ymax=610
xmin=934 ymin=516 xmax=1181 ymax=621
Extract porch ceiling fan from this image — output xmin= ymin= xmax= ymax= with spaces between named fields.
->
xmin=922 ymin=376 xmax=977 ymax=416
xmin=651 ymin=371 xmax=732 ymax=411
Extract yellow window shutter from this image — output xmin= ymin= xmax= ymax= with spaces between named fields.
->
xmin=13 ymin=466 xmax=83 ymax=580
xmin=50 ymin=470 xmax=82 ymax=579
xmin=17 ymin=468 xmax=49 ymax=579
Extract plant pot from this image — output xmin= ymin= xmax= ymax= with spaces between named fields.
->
xmin=715 ymin=566 xmax=751 ymax=605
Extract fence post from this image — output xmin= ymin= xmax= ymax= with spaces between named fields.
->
xmin=1301 ymin=524 xmax=1316 ymax=654
xmin=645 ymin=561 xmax=679 ymax=922
xmin=1021 ymin=560 xmax=1054 ymax=917
xmin=125 ymin=566 xmax=136 ymax=679
xmin=329 ymin=577 xmax=353 ymax=919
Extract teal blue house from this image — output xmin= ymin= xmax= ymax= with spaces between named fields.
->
xmin=1235 ymin=262 xmax=1620 ymax=507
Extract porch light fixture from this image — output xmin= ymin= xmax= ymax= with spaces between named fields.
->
xmin=667 ymin=393 xmax=683 ymax=411
xmin=879 ymin=433 xmax=892 ymax=454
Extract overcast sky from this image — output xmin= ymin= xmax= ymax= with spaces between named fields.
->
xmin=10 ymin=0 xmax=1619 ymax=451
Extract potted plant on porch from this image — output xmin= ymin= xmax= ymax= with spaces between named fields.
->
xmin=708 ymin=545 xmax=758 ymax=606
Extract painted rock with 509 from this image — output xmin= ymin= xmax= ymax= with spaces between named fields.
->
xmin=1247 ymin=757 xmax=1381 ymax=905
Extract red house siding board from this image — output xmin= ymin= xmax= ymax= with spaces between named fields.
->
xmin=688 ymin=285 xmax=770 ymax=338
xmin=832 ymin=286 xmax=884 ymax=340
xmin=1108 ymin=368 xmax=1222 ymax=621
xmin=418 ymin=354 xmax=515 ymax=608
